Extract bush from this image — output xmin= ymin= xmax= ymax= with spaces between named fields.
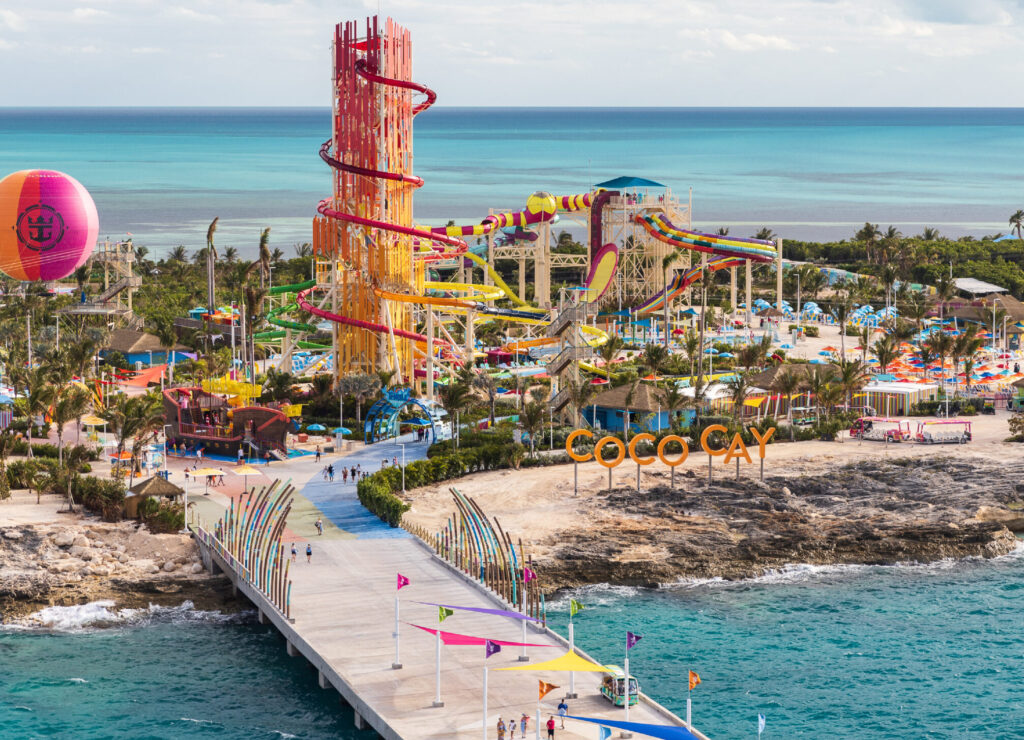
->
xmin=71 ymin=476 xmax=126 ymax=522
xmin=962 ymin=404 xmax=977 ymax=416
xmin=137 ymin=496 xmax=185 ymax=533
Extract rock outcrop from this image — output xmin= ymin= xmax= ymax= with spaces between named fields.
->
xmin=539 ymin=456 xmax=1024 ymax=589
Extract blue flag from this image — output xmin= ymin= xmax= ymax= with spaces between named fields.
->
xmin=758 ymin=713 xmax=766 ymax=735
xmin=599 ymin=727 xmax=612 ymax=740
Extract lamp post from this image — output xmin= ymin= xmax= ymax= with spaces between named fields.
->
xmin=397 ymin=442 xmax=406 ymax=495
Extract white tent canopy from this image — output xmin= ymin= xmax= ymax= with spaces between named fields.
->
xmin=955 ymin=277 xmax=1006 ymax=295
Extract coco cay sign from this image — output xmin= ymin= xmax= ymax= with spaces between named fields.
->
xmin=565 ymin=425 xmax=776 ymax=468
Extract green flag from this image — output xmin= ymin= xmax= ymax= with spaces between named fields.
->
xmin=438 ymin=606 xmax=454 ymax=623
xmin=570 ymin=599 xmax=584 ymax=618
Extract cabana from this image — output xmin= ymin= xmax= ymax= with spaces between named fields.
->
xmin=861 ymin=380 xmax=939 ymax=416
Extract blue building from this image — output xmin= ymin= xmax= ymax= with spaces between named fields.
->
xmin=102 ymin=329 xmax=191 ymax=367
xmin=581 ymin=383 xmax=688 ymax=433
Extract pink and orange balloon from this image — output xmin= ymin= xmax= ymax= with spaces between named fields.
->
xmin=0 ymin=169 xmax=98 ymax=281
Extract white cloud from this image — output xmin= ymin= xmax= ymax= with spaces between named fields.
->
xmin=0 ymin=9 xmax=25 ymax=31
xmin=0 ymin=38 xmax=16 ymax=50
xmin=131 ymin=47 xmax=164 ymax=54
xmin=720 ymin=30 xmax=797 ymax=51
xmin=72 ymin=8 xmax=109 ymax=20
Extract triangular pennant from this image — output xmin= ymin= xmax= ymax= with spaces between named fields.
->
xmin=396 ymin=573 xmax=410 ymax=591
xmin=524 ymin=567 xmax=537 ymax=583
xmin=569 ymin=599 xmax=584 ymax=618
xmin=627 ymin=631 xmax=642 ymax=650
xmin=538 ymin=680 xmax=559 ymax=700
xmin=689 ymin=670 xmax=701 ymax=691
xmin=438 ymin=606 xmax=454 ymax=623
xmin=485 ymin=639 xmax=501 ymax=658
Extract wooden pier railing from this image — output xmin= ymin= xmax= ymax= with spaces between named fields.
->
xmin=402 ymin=487 xmax=544 ymax=624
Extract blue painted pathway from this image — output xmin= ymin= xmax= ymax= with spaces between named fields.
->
xmin=298 ymin=432 xmax=430 ymax=539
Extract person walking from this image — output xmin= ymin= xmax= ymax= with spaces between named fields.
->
xmin=520 ymin=713 xmax=529 ymax=738
xmin=264 ymin=450 xmax=271 ymax=466
xmin=557 ymin=699 xmax=568 ymax=729
xmin=496 ymin=717 xmax=506 ymax=740
xmin=507 ymin=717 xmax=517 ymax=738
xmin=315 ymin=517 xmax=323 ymax=536
xmin=342 ymin=468 xmax=348 ymax=484
xmin=327 ymin=464 xmax=334 ymax=482
xmin=315 ymin=445 xmax=321 ymax=462
xmin=546 ymin=715 xmax=556 ymax=738
xmin=237 ymin=447 xmax=244 ymax=465
xmin=305 ymin=543 xmax=312 ymax=563
xmin=290 ymin=543 xmax=297 ymax=562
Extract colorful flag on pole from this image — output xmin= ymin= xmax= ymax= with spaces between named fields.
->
xmin=538 ymin=680 xmax=559 ymax=700
xmin=626 ymin=631 xmax=642 ymax=650
xmin=524 ymin=567 xmax=537 ymax=583
xmin=758 ymin=713 xmax=766 ymax=736
xmin=485 ymin=640 xmax=501 ymax=658
xmin=397 ymin=573 xmax=410 ymax=590
xmin=569 ymin=599 xmax=584 ymax=618
xmin=689 ymin=670 xmax=701 ymax=691
xmin=438 ymin=606 xmax=454 ymax=623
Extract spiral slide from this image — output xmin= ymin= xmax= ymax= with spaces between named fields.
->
xmin=635 ymin=212 xmax=777 ymax=263
xmin=635 ymin=255 xmax=743 ymax=316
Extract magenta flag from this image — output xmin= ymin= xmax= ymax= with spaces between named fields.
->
xmin=485 ymin=639 xmax=502 ymax=658
xmin=524 ymin=567 xmax=537 ymax=583
xmin=397 ymin=573 xmax=410 ymax=591
xmin=408 ymin=623 xmax=552 ymax=648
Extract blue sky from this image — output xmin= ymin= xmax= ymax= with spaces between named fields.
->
xmin=2 ymin=0 xmax=1022 ymax=106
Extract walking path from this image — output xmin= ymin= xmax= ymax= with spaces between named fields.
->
xmin=185 ymin=434 xmax=697 ymax=739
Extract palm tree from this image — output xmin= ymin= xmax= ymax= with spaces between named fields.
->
xmin=857 ymin=326 xmax=872 ymax=364
xmin=474 ymin=372 xmax=500 ymax=425
xmin=917 ymin=345 xmax=936 ymax=383
xmin=1009 ymin=209 xmax=1024 ymax=240
xmin=903 ymin=294 xmax=930 ymax=339
xmin=920 ymin=227 xmax=940 ymax=241
xmin=726 ymin=372 xmax=752 ymax=422
xmin=962 ymin=356 xmax=977 ymax=394
xmin=595 ymin=335 xmax=625 ymax=376
xmin=753 ymin=227 xmax=776 ymax=241
xmin=680 ymin=329 xmax=700 ymax=379
xmin=657 ymin=383 xmax=689 ymax=432
xmin=855 ymin=222 xmax=881 ymax=263
xmin=715 ymin=227 xmax=729 ymax=236
xmin=519 ymin=400 xmax=546 ymax=457
xmin=951 ymin=327 xmax=983 ymax=396
xmin=337 ymin=373 xmax=380 ymax=428
xmin=774 ymin=368 xmax=801 ymax=429
xmin=836 ymin=358 xmax=869 ymax=410
xmin=562 ymin=378 xmax=596 ymax=428
xmin=831 ymin=295 xmax=853 ymax=357
xmin=934 ymin=274 xmax=956 ymax=322
xmin=223 ymin=246 xmax=238 ymax=264
xmin=925 ymin=331 xmax=953 ymax=391
xmin=50 ymin=384 xmax=91 ymax=466
xmin=872 ymin=336 xmax=899 ymax=375
xmin=639 ymin=343 xmax=669 ymax=379
xmin=169 ymin=245 xmax=188 ymax=263
xmin=436 ymin=378 xmax=470 ymax=446
xmin=806 ymin=365 xmax=837 ymax=425
xmin=16 ymin=367 xmax=55 ymax=456
xmin=61 ymin=443 xmax=92 ymax=513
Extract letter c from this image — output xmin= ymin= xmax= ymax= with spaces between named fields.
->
xmin=566 ymin=429 xmax=594 ymax=462
xmin=700 ymin=424 xmax=729 ymax=456
xmin=594 ymin=436 xmax=626 ymax=468
xmin=627 ymin=433 xmax=655 ymax=465
xmin=657 ymin=435 xmax=689 ymax=466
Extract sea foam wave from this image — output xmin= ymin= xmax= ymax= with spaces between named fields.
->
xmin=4 ymin=600 xmax=251 ymax=632
xmin=548 ymin=541 xmax=1024 ymax=607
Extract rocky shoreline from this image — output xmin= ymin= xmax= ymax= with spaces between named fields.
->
xmin=0 ymin=521 xmax=241 ymax=623
xmin=538 ymin=456 xmax=1024 ymax=589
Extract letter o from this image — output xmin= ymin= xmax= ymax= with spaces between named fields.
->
xmin=628 ymin=433 xmax=655 ymax=465
xmin=657 ymin=435 xmax=689 ymax=466
xmin=594 ymin=436 xmax=626 ymax=468
xmin=700 ymin=424 xmax=729 ymax=456
xmin=566 ymin=429 xmax=594 ymax=462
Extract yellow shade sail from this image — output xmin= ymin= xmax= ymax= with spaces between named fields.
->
xmin=190 ymin=467 xmax=223 ymax=477
xmin=496 ymin=650 xmax=609 ymax=673
xmin=80 ymin=414 xmax=107 ymax=426
xmin=743 ymin=398 xmax=766 ymax=407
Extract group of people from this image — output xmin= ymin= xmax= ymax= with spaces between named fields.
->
xmin=182 ymin=465 xmax=226 ymax=487
xmin=321 ymin=463 xmax=365 ymax=484
xmin=496 ymin=703 xmax=567 ymax=739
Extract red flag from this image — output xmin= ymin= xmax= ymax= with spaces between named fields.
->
xmin=539 ymin=680 xmax=559 ymax=700
xmin=397 ymin=573 xmax=410 ymax=591
xmin=689 ymin=670 xmax=701 ymax=691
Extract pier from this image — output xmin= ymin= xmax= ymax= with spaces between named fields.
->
xmin=190 ymin=444 xmax=704 ymax=740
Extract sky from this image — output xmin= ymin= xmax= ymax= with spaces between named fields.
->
xmin=1 ymin=0 xmax=1023 ymax=107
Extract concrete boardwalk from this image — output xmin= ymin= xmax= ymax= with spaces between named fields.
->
xmin=189 ymin=434 xmax=696 ymax=739
xmin=284 ymin=536 xmax=689 ymax=739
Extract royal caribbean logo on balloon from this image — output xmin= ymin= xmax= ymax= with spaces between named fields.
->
xmin=16 ymin=204 xmax=66 ymax=252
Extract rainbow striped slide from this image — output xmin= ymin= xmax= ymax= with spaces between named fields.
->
xmin=636 ymin=255 xmax=742 ymax=315
xmin=634 ymin=212 xmax=777 ymax=263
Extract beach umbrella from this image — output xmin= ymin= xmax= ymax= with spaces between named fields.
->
xmin=306 ymin=423 xmax=327 ymax=432
xmin=779 ymin=343 xmax=794 ymax=349
xmin=718 ymin=352 xmax=734 ymax=358
xmin=191 ymin=466 xmax=223 ymax=494
xmin=818 ymin=350 xmax=832 ymax=357
xmin=704 ymin=348 xmax=718 ymax=355
xmin=332 ymin=426 xmax=352 ymax=435
xmin=81 ymin=414 xmax=107 ymax=426
xmin=231 ymin=463 xmax=265 ymax=491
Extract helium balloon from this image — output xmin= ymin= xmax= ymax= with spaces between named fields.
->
xmin=0 ymin=169 xmax=98 ymax=281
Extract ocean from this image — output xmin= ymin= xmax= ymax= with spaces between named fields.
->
xmin=1 ymin=107 xmax=1023 ymax=255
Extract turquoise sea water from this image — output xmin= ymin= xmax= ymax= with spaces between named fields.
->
xmin=0 ymin=604 xmax=373 ymax=739
xmin=1 ymin=107 xmax=1023 ymax=254
xmin=548 ymin=544 xmax=1024 ymax=740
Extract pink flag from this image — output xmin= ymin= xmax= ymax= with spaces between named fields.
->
xmin=524 ymin=567 xmax=537 ymax=583
xmin=397 ymin=573 xmax=410 ymax=591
